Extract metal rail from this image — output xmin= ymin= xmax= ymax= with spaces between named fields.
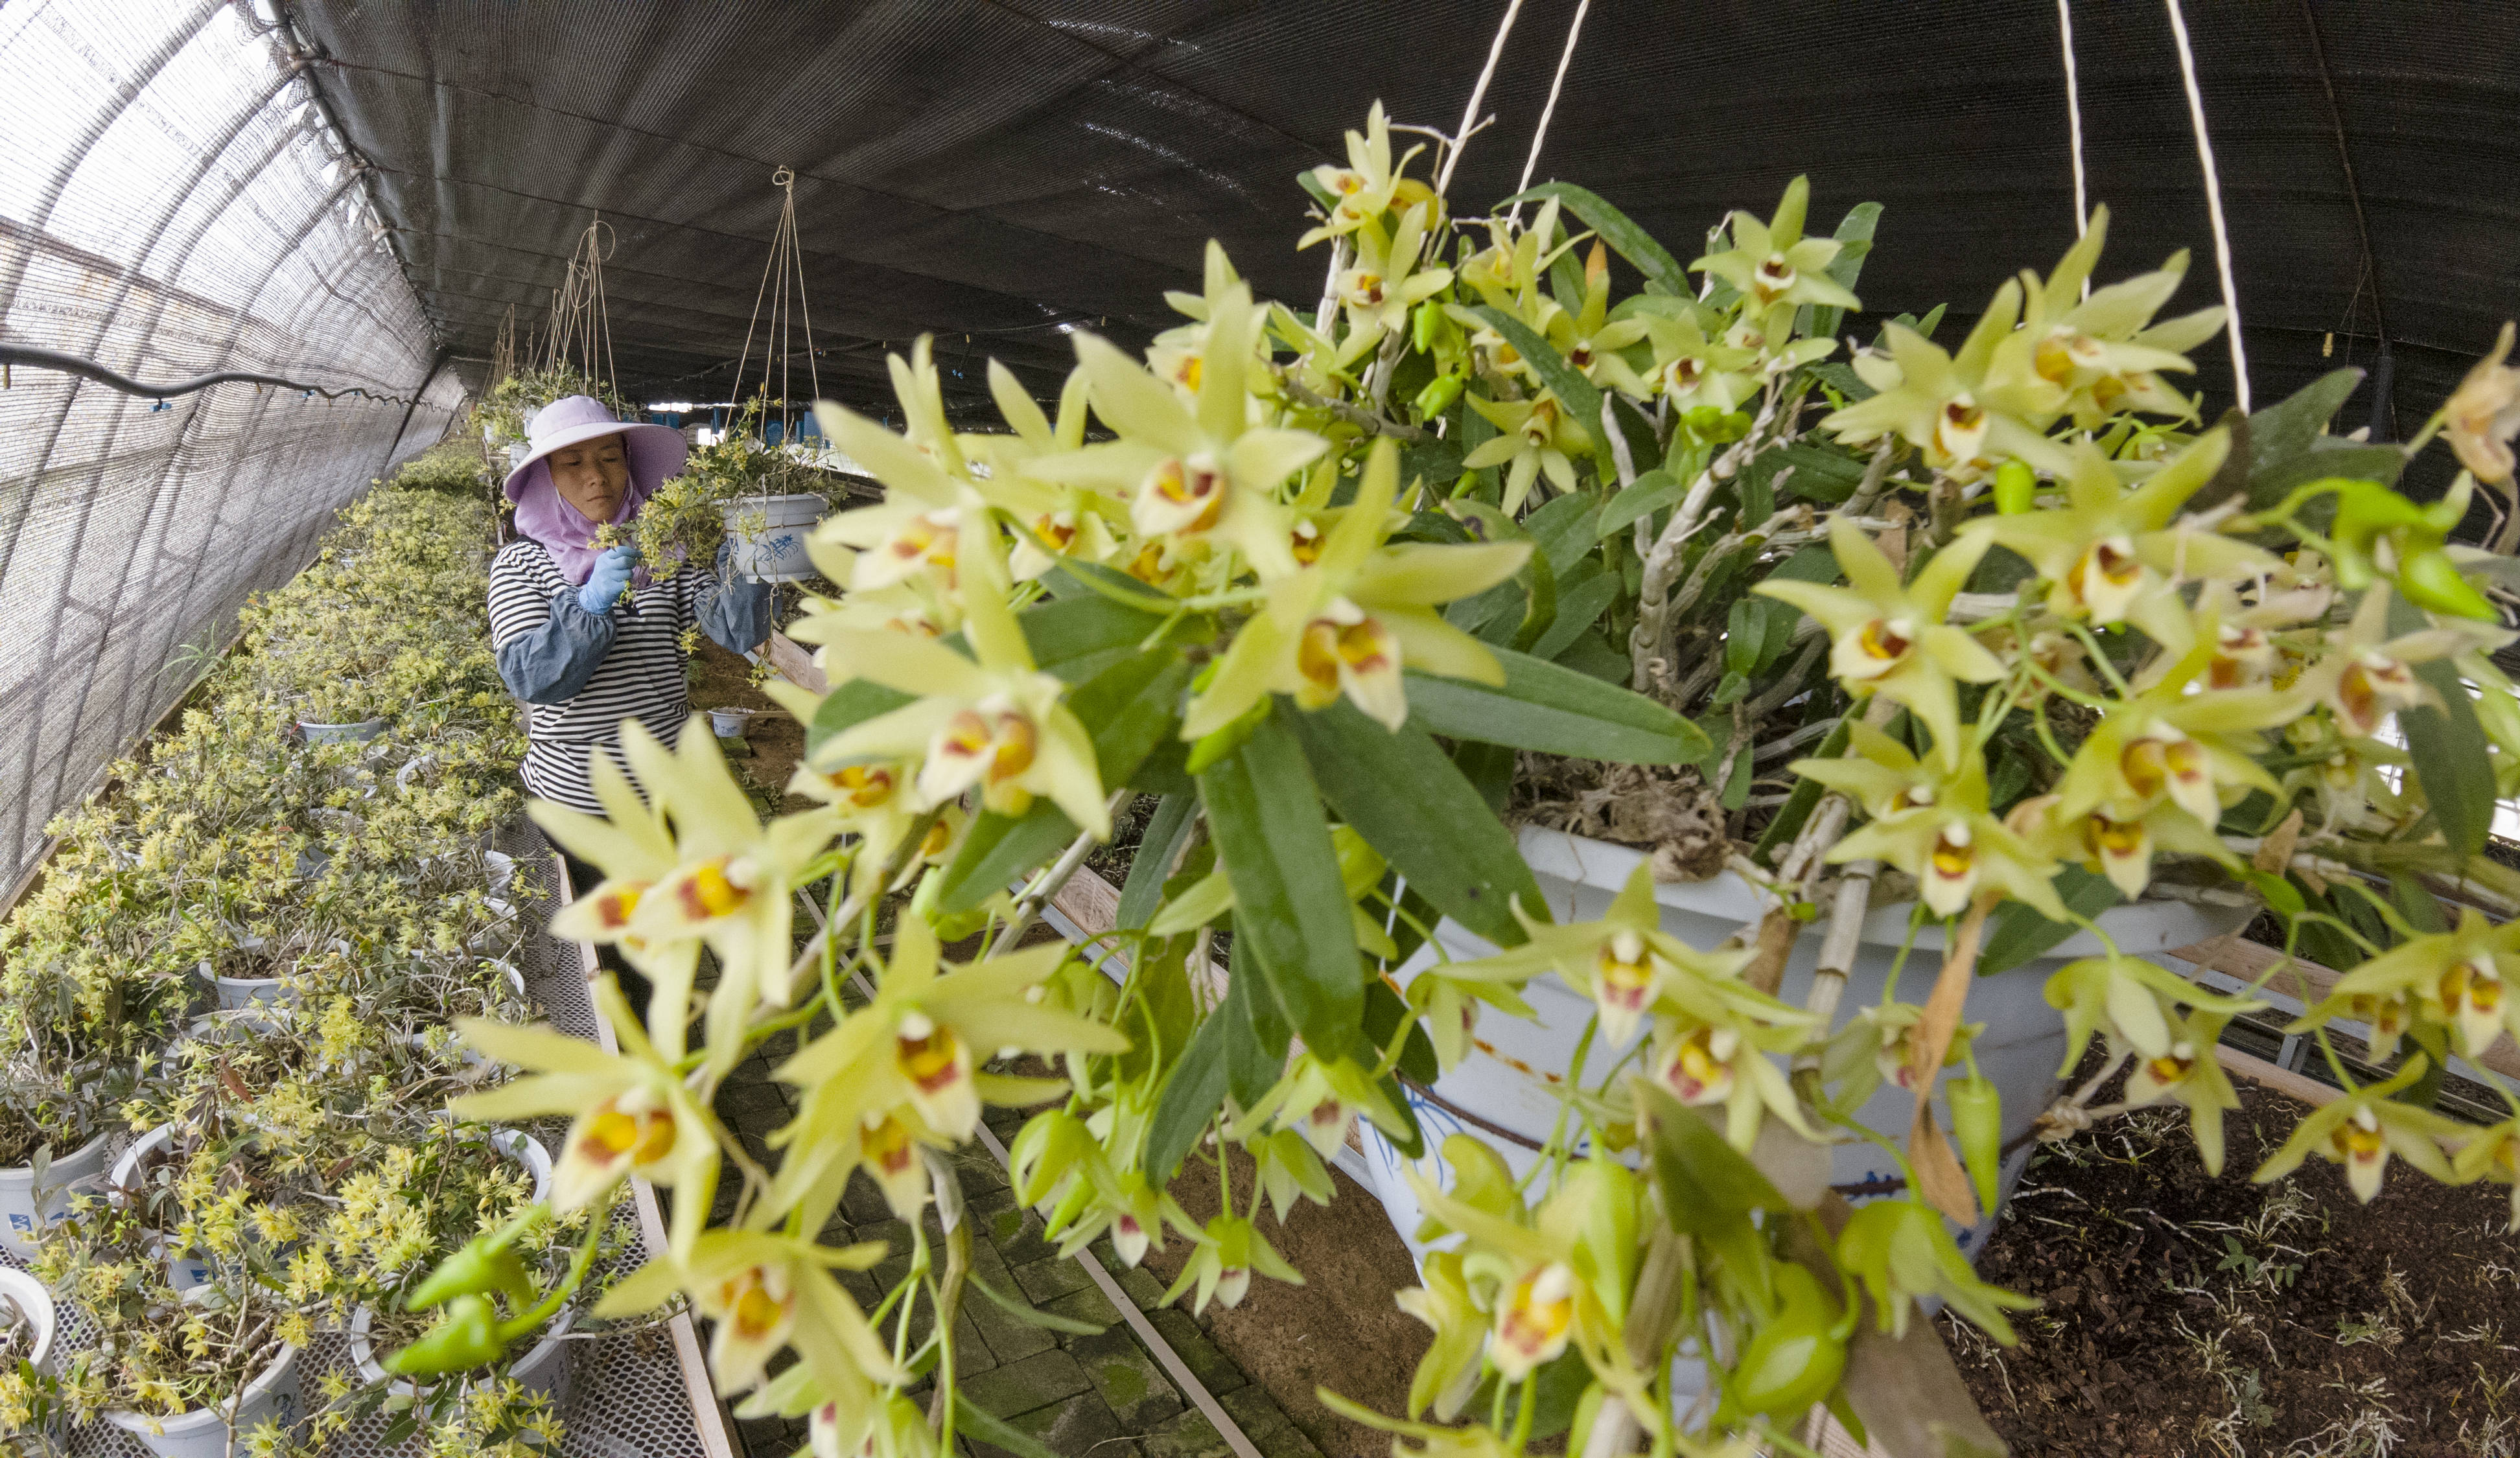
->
xmin=0 ymin=341 xmax=424 ymax=406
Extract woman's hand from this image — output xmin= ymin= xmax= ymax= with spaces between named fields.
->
xmin=578 ymin=545 xmax=639 ymax=615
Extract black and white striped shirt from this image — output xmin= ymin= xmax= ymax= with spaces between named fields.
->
xmin=487 ymin=540 xmax=763 ymax=813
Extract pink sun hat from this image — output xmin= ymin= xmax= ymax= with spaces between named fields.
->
xmin=500 ymin=394 xmax=688 ymax=502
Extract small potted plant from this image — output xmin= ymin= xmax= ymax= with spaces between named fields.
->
xmin=316 ymin=1121 xmax=589 ymax=1444
xmin=0 ymin=1266 xmax=63 ymax=1451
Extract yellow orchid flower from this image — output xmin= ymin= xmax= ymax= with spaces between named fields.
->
xmin=1300 ymin=100 xmax=1434 ymax=249
xmin=2051 ymin=643 xmax=2294 ymax=837
xmin=2450 ymin=1116 xmax=2520 ymax=1231
xmin=452 ymin=978 xmax=716 ymax=1252
xmin=614 ymin=719 xmax=843 ymax=1032
xmin=1755 ymin=517 xmax=2001 ymax=754
xmin=771 ymin=916 xmax=1126 ymax=1206
xmin=1828 ymin=761 xmax=2064 ymax=921
xmin=1635 ymin=304 xmax=1760 ymax=413
xmin=2313 ymin=907 xmax=2520 ymax=1059
xmin=1182 ymin=439 xmax=1526 ymax=737
xmin=2254 ymin=1058 xmax=2463 ymax=1202
xmin=2005 ymin=206 xmax=2225 ymax=428
xmin=1336 ymin=202 xmax=1456 ymax=363
xmin=530 ymin=749 xmax=704 ymax=1061
xmin=596 ymin=1229 xmax=901 ymax=1397
xmin=1821 ymin=277 xmax=2071 ymax=480
xmin=1433 ymin=860 xmax=1788 ymax=1050
xmin=2118 ymin=1008 xmax=2245 ymax=1174
xmin=2295 ymin=584 xmax=2510 ymax=739
xmin=1963 ymin=432 xmax=2279 ymax=652
xmin=1460 ymin=391 xmax=1592 ymax=516
xmin=807 ymin=524 xmax=1109 ymax=838
xmin=1688 ymin=175 xmax=1861 ymax=315
xmin=1026 ymin=290 xmax=1325 ymax=577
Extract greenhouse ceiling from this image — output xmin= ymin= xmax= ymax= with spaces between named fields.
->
xmin=294 ymin=0 xmax=2519 ymax=466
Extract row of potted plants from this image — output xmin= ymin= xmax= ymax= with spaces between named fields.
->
xmin=412 ymin=99 xmax=2520 ymax=1457
xmin=0 ymin=476 xmax=604 ymax=1455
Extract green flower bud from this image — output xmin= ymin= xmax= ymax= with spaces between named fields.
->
xmin=1948 ymin=1074 xmax=2005 ymax=1213
xmin=384 ymin=1293 xmax=505 ymax=1379
xmin=404 ymin=1237 xmax=537 ymax=1313
xmin=1993 ymin=460 xmax=2036 ymax=516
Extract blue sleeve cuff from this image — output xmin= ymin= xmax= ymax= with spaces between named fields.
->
xmin=698 ymin=546 xmax=775 ymax=654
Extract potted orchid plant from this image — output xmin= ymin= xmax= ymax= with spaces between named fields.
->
xmin=405 ymin=102 xmax=2520 ymax=1457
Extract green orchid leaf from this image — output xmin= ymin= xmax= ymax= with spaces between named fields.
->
xmin=966 ymin=1272 xmax=1108 ymax=1336
xmin=1363 ymin=975 xmax=1440 ymax=1087
xmin=1198 ymin=713 xmax=1365 ymax=1053
xmin=1503 ymin=182 xmax=1688 ymax=292
xmin=2404 ymin=658 xmax=2495 ymax=860
xmin=1289 ymin=699 xmax=1546 ymax=949
xmin=1222 ymin=915 xmax=1299 ymax=1106
xmin=1979 ymin=864 xmax=2121 ymax=977
xmin=1635 ymin=1080 xmax=1789 ymax=1232
xmin=1469 ymin=305 xmax=1607 ymax=455
xmin=1748 ymin=441 xmax=1869 ymax=505
xmin=1524 ymin=491 xmax=1605 ymax=580
xmin=1116 ymin=793 xmax=1199 ymax=932
xmin=1806 ymin=200 xmax=1882 ymax=341
xmin=953 ymin=1392 xmax=1066 ymax=1458
xmin=1403 ymin=647 xmax=1709 ymax=765
xmin=936 ymin=649 xmax=1190 ymax=911
xmin=1147 ymin=1008 xmax=1231 ymax=1179
xmin=806 ymin=678 xmax=915 ymax=755
xmin=1531 ymin=561 xmax=1618 ymax=663
xmin=1600 ymin=467 xmax=1679 ymax=537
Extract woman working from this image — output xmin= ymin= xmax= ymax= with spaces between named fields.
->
xmin=489 ymin=395 xmax=773 ymax=1004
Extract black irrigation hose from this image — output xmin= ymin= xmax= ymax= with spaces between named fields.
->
xmin=0 ymin=341 xmax=423 ymax=406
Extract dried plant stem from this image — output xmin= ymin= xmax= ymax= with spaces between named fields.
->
xmin=1792 ymin=857 xmax=1879 ymax=1091
xmin=1278 ymin=378 xmax=1428 ymax=442
xmin=1628 ymin=384 xmax=1786 ymax=690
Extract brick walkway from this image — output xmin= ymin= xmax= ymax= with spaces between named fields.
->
xmin=706 ymin=1037 xmax=1323 ymax=1458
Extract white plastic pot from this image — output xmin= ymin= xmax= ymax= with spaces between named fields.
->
xmin=345 ymin=1129 xmax=565 ymax=1405
xmin=1360 ymin=826 xmax=2254 ymax=1265
xmin=0 ymin=1130 xmax=110 ymax=1256
xmin=297 ymin=717 xmax=388 ymax=745
xmin=723 ymin=492 xmax=827 ymax=581
xmin=707 ymin=705 xmax=758 ymax=739
xmin=0 ymin=1266 xmax=57 ymax=1372
xmin=103 ymin=1344 xmax=301 ymax=1457
xmin=347 ymin=1304 xmax=575 ymax=1412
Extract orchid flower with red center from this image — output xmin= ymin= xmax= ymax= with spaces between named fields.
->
xmin=1298 ymin=101 xmax=1434 ymax=249
xmin=1182 ymin=438 xmax=1527 ymax=738
xmin=1025 ymin=286 xmax=1325 ymax=576
xmin=596 ymin=1229 xmax=900 ymax=1397
xmin=807 ymin=521 xmax=1108 ymax=840
xmin=1755 ymin=517 xmax=2002 ymax=755
xmin=2003 ymin=205 xmax=2227 ymax=429
xmin=2295 ymin=584 xmax=2511 ymax=739
xmin=773 ymin=914 xmax=1126 ymax=1205
xmin=1819 ymin=275 xmax=2071 ymax=481
xmin=1430 ymin=859 xmax=1786 ymax=1051
xmin=1963 ymin=432 xmax=2279 ymax=653
xmin=452 ymin=978 xmax=716 ymax=1254
xmin=1688 ymin=175 xmax=1862 ymax=316
xmin=2255 ymin=1059 xmax=2464 ymax=1202
xmin=2118 ymin=1009 xmax=2246 ymax=1174
xmin=2309 ymin=907 xmax=2520 ymax=1059
xmin=2051 ymin=640 xmax=2296 ymax=850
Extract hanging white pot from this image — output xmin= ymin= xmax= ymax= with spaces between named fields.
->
xmin=723 ymin=493 xmax=828 ymax=581
xmin=0 ymin=1131 xmax=111 ymax=1256
xmin=1359 ymin=825 xmax=2254 ymax=1265
xmin=102 ymin=1343 xmax=301 ymax=1458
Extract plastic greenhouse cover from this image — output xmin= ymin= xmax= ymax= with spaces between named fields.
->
xmin=0 ymin=0 xmax=457 ymax=895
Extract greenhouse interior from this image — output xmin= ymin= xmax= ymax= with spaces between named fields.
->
xmin=7 ymin=2 xmax=2520 ymax=1456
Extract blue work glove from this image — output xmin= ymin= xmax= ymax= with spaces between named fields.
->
xmin=578 ymin=545 xmax=638 ymax=616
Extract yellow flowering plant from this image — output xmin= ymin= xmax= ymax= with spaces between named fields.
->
xmin=412 ymin=100 xmax=2520 ymax=1458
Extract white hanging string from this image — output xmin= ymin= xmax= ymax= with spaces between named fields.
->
xmin=2056 ymin=0 xmax=2094 ymax=302
xmin=1507 ymin=0 xmax=1589 ymax=226
xmin=2164 ymin=0 xmax=2250 ymax=411
xmin=1436 ymin=0 xmax=1526 ymax=194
